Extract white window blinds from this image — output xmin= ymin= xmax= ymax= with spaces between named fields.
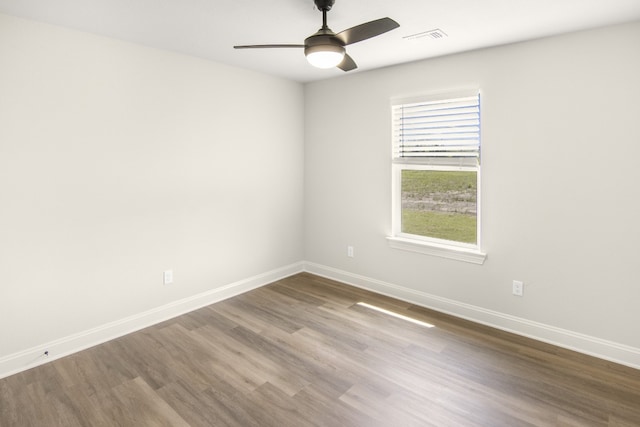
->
xmin=392 ymin=93 xmax=480 ymax=167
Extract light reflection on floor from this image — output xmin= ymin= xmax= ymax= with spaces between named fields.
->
xmin=356 ymin=302 xmax=435 ymax=328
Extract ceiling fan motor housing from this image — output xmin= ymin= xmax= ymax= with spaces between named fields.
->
xmin=304 ymin=31 xmax=345 ymax=57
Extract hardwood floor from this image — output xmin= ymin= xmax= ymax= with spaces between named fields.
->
xmin=1 ymin=273 xmax=639 ymax=426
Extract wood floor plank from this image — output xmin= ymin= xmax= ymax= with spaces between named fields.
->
xmin=156 ymin=379 xmax=262 ymax=427
xmin=226 ymin=324 xmax=355 ymax=399
xmin=245 ymin=382 xmax=318 ymax=427
xmin=2 ymin=273 xmax=639 ymax=426
xmin=107 ymin=376 xmax=190 ymax=426
xmin=195 ymin=325 xmax=311 ymax=397
xmin=292 ymin=385 xmax=381 ymax=427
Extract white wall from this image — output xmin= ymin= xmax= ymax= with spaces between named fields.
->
xmin=304 ymin=21 xmax=640 ymax=366
xmin=0 ymin=14 xmax=304 ymax=367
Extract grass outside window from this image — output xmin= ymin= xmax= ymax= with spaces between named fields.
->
xmin=401 ymin=170 xmax=477 ymax=245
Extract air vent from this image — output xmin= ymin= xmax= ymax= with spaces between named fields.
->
xmin=403 ymin=29 xmax=448 ymax=41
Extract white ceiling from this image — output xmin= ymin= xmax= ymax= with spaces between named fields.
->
xmin=1 ymin=0 xmax=640 ymax=83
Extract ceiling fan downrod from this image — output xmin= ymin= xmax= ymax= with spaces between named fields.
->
xmin=315 ymin=0 xmax=335 ymax=30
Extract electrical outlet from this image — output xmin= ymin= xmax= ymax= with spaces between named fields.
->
xmin=163 ymin=270 xmax=173 ymax=285
xmin=347 ymin=246 xmax=354 ymax=258
xmin=512 ymin=280 xmax=524 ymax=296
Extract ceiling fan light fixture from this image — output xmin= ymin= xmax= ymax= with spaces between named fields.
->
xmin=305 ymin=44 xmax=345 ymax=68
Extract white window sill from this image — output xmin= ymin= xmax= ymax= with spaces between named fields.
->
xmin=386 ymin=236 xmax=487 ymax=265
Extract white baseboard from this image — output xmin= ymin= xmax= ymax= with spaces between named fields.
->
xmin=303 ymin=262 xmax=640 ymax=370
xmin=0 ymin=262 xmax=304 ymax=380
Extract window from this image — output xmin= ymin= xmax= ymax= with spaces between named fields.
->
xmin=389 ymin=91 xmax=486 ymax=264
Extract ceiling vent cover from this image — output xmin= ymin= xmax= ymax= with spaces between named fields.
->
xmin=403 ymin=28 xmax=448 ymax=41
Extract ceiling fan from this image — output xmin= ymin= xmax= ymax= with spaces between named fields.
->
xmin=233 ymin=0 xmax=399 ymax=71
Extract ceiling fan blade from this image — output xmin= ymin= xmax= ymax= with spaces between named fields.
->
xmin=234 ymin=44 xmax=305 ymax=49
xmin=337 ymin=53 xmax=357 ymax=72
xmin=336 ymin=17 xmax=399 ymax=46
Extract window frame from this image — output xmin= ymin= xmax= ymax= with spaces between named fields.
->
xmin=388 ymin=90 xmax=486 ymax=264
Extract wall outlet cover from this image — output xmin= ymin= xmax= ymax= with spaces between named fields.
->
xmin=163 ymin=270 xmax=173 ymax=285
xmin=512 ymin=280 xmax=524 ymax=296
